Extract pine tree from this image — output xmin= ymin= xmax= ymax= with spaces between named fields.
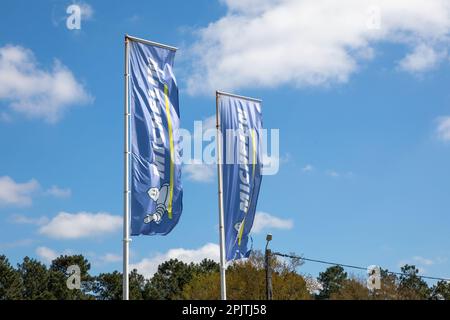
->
xmin=0 ymin=255 xmax=23 ymax=300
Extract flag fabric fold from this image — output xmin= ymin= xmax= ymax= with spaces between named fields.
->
xmin=129 ymin=40 xmax=182 ymax=236
xmin=218 ymin=93 xmax=263 ymax=261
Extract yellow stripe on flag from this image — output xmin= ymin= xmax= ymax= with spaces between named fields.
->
xmin=238 ymin=130 xmax=257 ymax=246
xmin=164 ymin=84 xmax=174 ymax=219
xmin=238 ymin=217 xmax=246 ymax=246
xmin=252 ymin=129 xmax=256 ymax=179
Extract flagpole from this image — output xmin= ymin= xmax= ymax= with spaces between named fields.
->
xmin=123 ymin=35 xmax=131 ymax=301
xmin=216 ymin=91 xmax=227 ymax=300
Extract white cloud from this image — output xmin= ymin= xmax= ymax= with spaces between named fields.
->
xmin=0 ymin=176 xmax=39 ymax=207
xmin=436 ymin=116 xmax=450 ymax=142
xmin=39 ymin=211 xmax=121 ymax=239
xmin=127 ymin=14 xmax=141 ymax=24
xmin=302 ymin=164 xmax=314 ymax=172
xmin=187 ymin=0 xmax=450 ymax=94
xmin=325 ymin=170 xmax=354 ymax=178
xmin=413 ymin=256 xmax=435 ymax=266
xmin=0 ymin=45 xmax=92 ymax=122
xmin=36 ymin=246 xmax=59 ymax=264
xmin=0 ymin=112 xmax=12 ymax=122
xmin=184 ymin=160 xmax=216 ymax=183
xmin=0 ymin=239 xmax=34 ymax=250
xmin=326 ymin=170 xmax=340 ymax=178
xmin=45 ymin=185 xmax=72 ymax=198
xmin=252 ymin=211 xmax=293 ymax=233
xmin=398 ymin=256 xmax=441 ymax=274
xmin=99 ymin=253 xmax=122 ymax=263
xmin=77 ymin=2 xmax=94 ymax=20
xmin=202 ymin=115 xmax=217 ymax=132
xmin=10 ymin=214 xmax=49 ymax=226
xmin=183 ymin=116 xmax=217 ymax=183
xmin=399 ymin=44 xmax=446 ymax=73
xmin=278 ymin=153 xmax=292 ymax=165
xmin=131 ymin=243 xmax=220 ymax=278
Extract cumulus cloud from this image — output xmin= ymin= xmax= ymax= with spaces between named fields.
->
xmin=0 ymin=176 xmax=39 ymax=207
xmin=99 ymin=253 xmax=122 ymax=263
xmin=398 ymin=44 xmax=446 ymax=73
xmin=184 ymin=161 xmax=216 ymax=183
xmin=0 ymin=112 xmax=12 ymax=122
xmin=326 ymin=170 xmax=341 ymax=178
xmin=413 ymin=256 xmax=435 ymax=266
xmin=45 ymin=185 xmax=72 ymax=198
xmin=0 ymin=45 xmax=92 ymax=122
xmin=77 ymin=2 xmax=94 ymax=20
xmin=187 ymin=0 xmax=450 ymax=94
xmin=398 ymin=255 xmax=440 ymax=274
xmin=131 ymin=243 xmax=220 ymax=278
xmin=0 ymin=239 xmax=34 ymax=250
xmin=436 ymin=116 xmax=450 ymax=142
xmin=10 ymin=214 xmax=49 ymax=226
xmin=36 ymin=246 xmax=59 ymax=264
xmin=252 ymin=211 xmax=293 ymax=233
xmin=325 ymin=170 xmax=354 ymax=178
xmin=202 ymin=115 xmax=217 ymax=132
xmin=39 ymin=211 xmax=121 ymax=239
xmin=183 ymin=115 xmax=218 ymax=183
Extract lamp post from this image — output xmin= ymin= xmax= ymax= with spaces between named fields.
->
xmin=265 ymin=234 xmax=273 ymax=300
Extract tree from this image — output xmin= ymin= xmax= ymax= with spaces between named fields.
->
xmin=317 ymin=265 xmax=348 ymax=299
xmin=93 ymin=271 xmax=122 ymax=300
xmin=397 ymin=264 xmax=430 ymax=300
xmin=330 ymin=277 xmax=369 ymax=300
xmin=48 ymin=254 xmax=94 ymax=300
xmin=192 ymin=259 xmax=220 ymax=274
xmin=182 ymin=251 xmax=311 ymax=300
xmin=181 ymin=272 xmax=221 ymax=300
xmin=372 ymin=269 xmax=401 ymax=300
xmin=430 ymin=280 xmax=450 ymax=300
xmin=92 ymin=269 xmax=146 ymax=300
xmin=130 ymin=269 xmax=146 ymax=300
xmin=144 ymin=259 xmax=194 ymax=300
xmin=0 ymin=255 xmax=23 ymax=300
xmin=17 ymin=257 xmax=52 ymax=300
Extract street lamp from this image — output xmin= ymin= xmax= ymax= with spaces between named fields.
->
xmin=265 ymin=233 xmax=273 ymax=300
xmin=265 ymin=233 xmax=272 ymax=250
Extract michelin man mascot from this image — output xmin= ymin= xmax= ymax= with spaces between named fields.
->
xmin=143 ymin=184 xmax=170 ymax=224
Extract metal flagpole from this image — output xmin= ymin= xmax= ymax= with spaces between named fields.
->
xmin=125 ymin=34 xmax=178 ymax=51
xmin=216 ymin=91 xmax=227 ymax=300
xmin=123 ymin=35 xmax=131 ymax=301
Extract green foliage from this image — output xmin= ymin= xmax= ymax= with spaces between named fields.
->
xmin=0 ymin=252 xmax=444 ymax=300
xmin=92 ymin=270 xmax=122 ymax=300
xmin=397 ymin=264 xmax=431 ymax=300
xmin=329 ymin=277 xmax=369 ymax=300
xmin=130 ymin=269 xmax=147 ymax=300
xmin=18 ymin=257 xmax=52 ymax=299
xmin=48 ymin=255 xmax=94 ymax=300
xmin=317 ymin=265 xmax=348 ymax=299
xmin=182 ymin=251 xmax=311 ymax=300
xmin=192 ymin=259 xmax=220 ymax=274
xmin=372 ymin=269 xmax=400 ymax=300
xmin=144 ymin=259 xmax=195 ymax=300
xmin=0 ymin=255 xmax=23 ymax=300
xmin=430 ymin=280 xmax=450 ymax=300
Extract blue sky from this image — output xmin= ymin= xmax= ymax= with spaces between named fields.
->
xmin=1 ymin=0 xmax=450 ymax=283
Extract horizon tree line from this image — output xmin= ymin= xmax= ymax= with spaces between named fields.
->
xmin=1 ymin=251 xmax=449 ymax=300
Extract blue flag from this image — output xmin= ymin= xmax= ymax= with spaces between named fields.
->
xmin=129 ymin=40 xmax=182 ymax=236
xmin=218 ymin=93 xmax=263 ymax=261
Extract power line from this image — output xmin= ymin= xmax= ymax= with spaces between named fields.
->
xmin=272 ymin=252 xmax=450 ymax=282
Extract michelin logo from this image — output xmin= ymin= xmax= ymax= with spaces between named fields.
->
xmin=144 ymin=184 xmax=170 ymax=224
